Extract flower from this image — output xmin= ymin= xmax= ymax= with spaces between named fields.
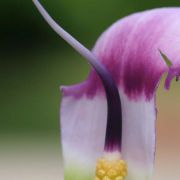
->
xmin=33 ymin=1 xmax=180 ymax=180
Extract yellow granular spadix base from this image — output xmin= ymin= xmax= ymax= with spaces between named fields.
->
xmin=95 ymin=155 xmax=128 ymax=180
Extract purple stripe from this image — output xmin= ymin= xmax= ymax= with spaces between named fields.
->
xmin=34 ymin=0 xmax=124 ymax=151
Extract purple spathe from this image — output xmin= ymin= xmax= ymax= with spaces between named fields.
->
xmin=62 ymin=8 xmax=180 ymax=100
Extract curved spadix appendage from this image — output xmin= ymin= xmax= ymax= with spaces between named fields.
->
xmin=32 ymin=0 xmax=122 ymax=152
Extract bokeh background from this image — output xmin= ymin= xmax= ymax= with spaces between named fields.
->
xmin=0 ymin=0 xmax=180 ymax=179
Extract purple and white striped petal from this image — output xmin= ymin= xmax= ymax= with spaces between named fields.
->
xmin=61 ymin=8 xmax=180 ymax=179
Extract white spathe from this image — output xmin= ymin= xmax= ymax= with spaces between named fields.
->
xmin=61 ymin=93 xmax=107 ymax=179
xmin=120 ymin=90 xmax=155 ymax=180
xmin=61 ymin=88 xmax=156 ymax=180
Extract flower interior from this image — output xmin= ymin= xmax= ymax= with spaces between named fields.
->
xmin=95 ymin=152 xmax=128 ymax=180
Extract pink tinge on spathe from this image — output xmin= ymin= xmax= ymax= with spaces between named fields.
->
xmin=62 ymin=8 xmax=180 ymax=100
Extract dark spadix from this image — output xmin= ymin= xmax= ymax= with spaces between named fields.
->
xmin=32 ymin=0 xmax=122 ymax=152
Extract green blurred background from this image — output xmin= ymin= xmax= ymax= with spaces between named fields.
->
xmin=0 ymin=0 xmax=180 ymax=179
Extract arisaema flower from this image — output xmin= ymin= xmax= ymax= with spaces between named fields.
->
xmin=33 ymin=1 xmax=180 ymax=180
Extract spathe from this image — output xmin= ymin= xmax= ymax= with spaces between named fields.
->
xmin=33 ymin=2 xmax=180 ymax=180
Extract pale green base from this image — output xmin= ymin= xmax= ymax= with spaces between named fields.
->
xmin=64 ymin=166 xmax=94 ymax=180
